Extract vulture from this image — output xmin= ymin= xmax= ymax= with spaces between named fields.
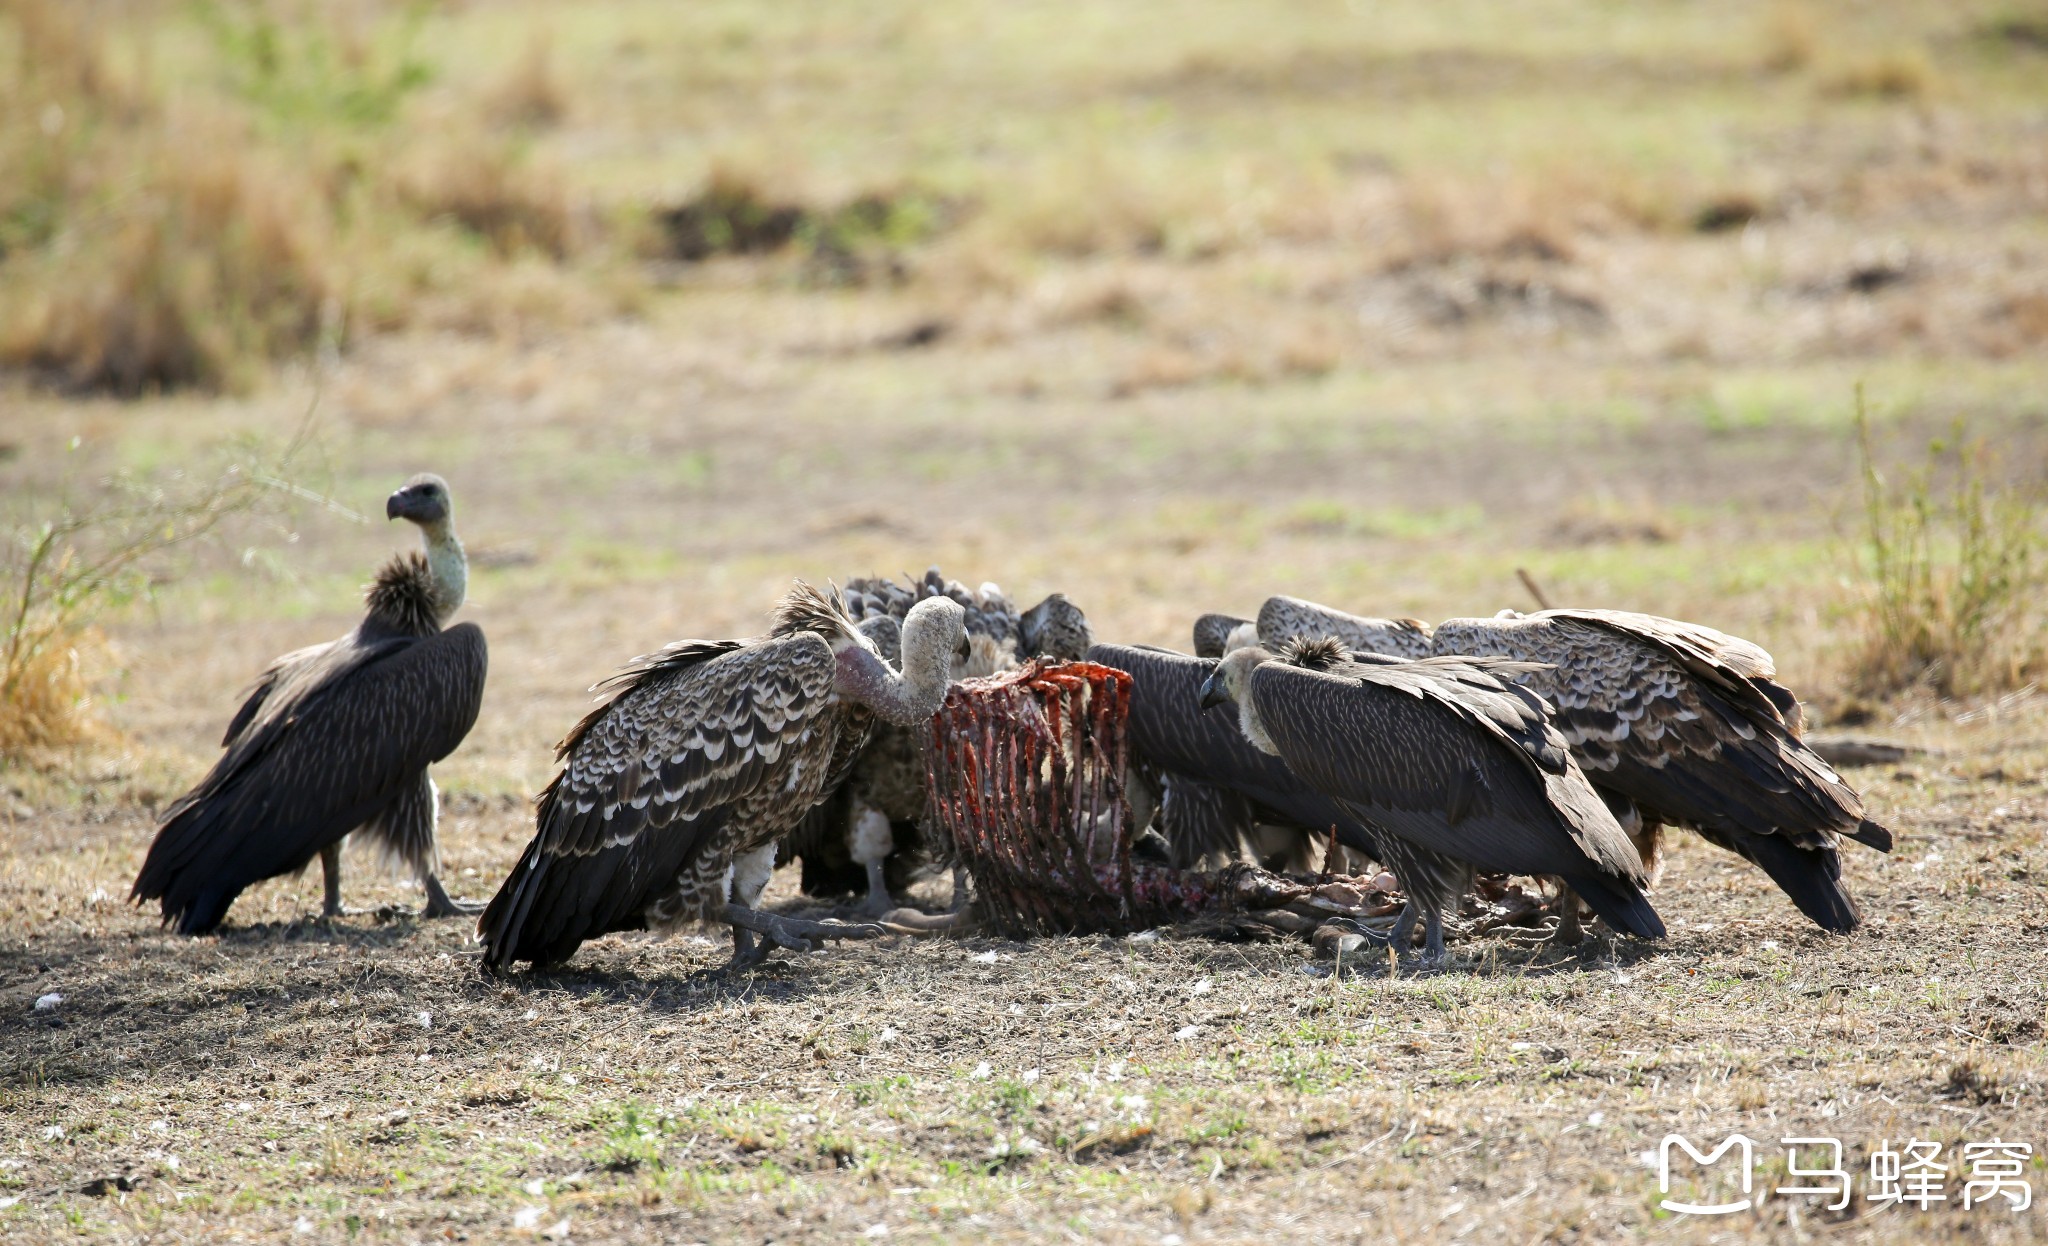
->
xmin=132 ymin=474 xmax=487 ymax=934
xmin=786 ymin=570 xmax=1095 ymax=914
xmin=1199 ymin=639 xmax=1664 ymax=964
xmin=477 ymin=583 xmax=966 ymax=971
xmin=1089 ymin=642 xmax=1409 ymax=881
xmin=1253 ymin=596 xmax=1891 ymax=933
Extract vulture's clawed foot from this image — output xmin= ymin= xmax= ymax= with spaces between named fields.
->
xmin=419 ymin=875 xmax=484 ymax=919
xmin=722 ymin=904 xmax=887 ymax=969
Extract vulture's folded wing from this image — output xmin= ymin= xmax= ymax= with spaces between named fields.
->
xmin=1086 ymin=643 xmax=1388 ymax=862
xmin=479 ymin=633 xmax=840 ymax=968
xmin=133 ymin=623 xmax=488 ymax=933
xmin=1519 ymin=614 xmax=1885 ymax=853
xmin=1248 ymin=660 xmax=1641 ymax=883
xmin=1256 ymin=596 xmax=1434 ymax=658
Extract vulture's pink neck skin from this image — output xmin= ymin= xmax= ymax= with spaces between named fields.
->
xmin=834 ymin=643 xmax=938 ymax=725
xmin=832 ymin=596 xmax=963 ymax=725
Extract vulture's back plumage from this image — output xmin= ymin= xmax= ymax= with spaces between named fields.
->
xmin=1089 ymin=647 xmax=1441 ymax=881
xmin=1246 ymin=652 xmax=1664 ymax=940
xmin=132 ymin=553 xmax=487 ymax=934
xmin=478 ymin=615 xmax=871 ymax=969
xmin=1432 ymin=609 xmax=1886 ymax=932
xmin=1258 ymin=595 xmax=1434 ymax=659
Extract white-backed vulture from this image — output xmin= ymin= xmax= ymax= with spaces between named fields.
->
xmin=478 ymin=583 xmax=964 ymax=970
xmin=1254 ymin=596 xmax=1890 ymax=933
xmin=1090 ymin=642 xmax=1430 ymax=884
xmin=1199 ymin=639 xmax=1664 ymax=964
xmin=132 ymin=474 xmax=487 ymax=934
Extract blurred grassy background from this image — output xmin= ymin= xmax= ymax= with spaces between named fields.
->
xmin=2 ymin=0 xmax=2047 ymax=790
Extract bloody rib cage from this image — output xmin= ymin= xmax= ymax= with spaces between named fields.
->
xmin=923 ymin=660 xmax=1146 ymax=936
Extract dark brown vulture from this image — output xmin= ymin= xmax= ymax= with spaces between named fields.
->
xmin=1199 ymin=639 xmax=1664 ymax=965
xmin=478 ymin=583 xmax=965 ymax=970
xmin=132 ymin=474 xmax=487 ymax=934
xmin=1017 ymin=592 xmax=1094 ymax=662
xmin=1430 ymin=609 xmax=1888 ymax=933
xmin=1252 ymin=595 xmax=1889 ymax=933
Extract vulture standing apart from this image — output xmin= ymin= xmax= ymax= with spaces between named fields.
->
xmin=1253 ymin=596 xmax=1890 ymax=933
xmin=132 ymin=474 xmax=487 ymax=934
xmin=1199 ymin=639 xmax=1664 ymax=964
xmin=789 ymin=570 xmax=1095 ymax=914
xmin=478 ymin=583 xmax=965 ymax=970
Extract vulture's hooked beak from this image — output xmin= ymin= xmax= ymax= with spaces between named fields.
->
xmin=1197 ymin=668 xmax=1230 ymax=712
xmin=386 ymin=483 xmax=448 ymax=525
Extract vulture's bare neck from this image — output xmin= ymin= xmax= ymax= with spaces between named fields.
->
xmin=837 ymin=641 xmax=950 ymax=726
xmin=417 ymin=518 xmax=467 ymax=620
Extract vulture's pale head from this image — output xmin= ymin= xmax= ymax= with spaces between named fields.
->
xmin=387 ymin=473 xmax=453 ymax=527
xmin=1198 ymin=645 xmax=1272 ymax=712
xmin=901 ymin=595 xmax=968 ymax=679
xmin=838 ymin=595 xmax=967 ymax=725
xmin=1200 ymin=644 xmax=1281 ymax=755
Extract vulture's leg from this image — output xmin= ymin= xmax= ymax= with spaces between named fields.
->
xmin=1418 ymin=904 xmax=1451 ymax=970
xmin=1389 ymin=902 xmax=1420 ymax=955
xmin=1553 ymin=894 xmax=1585 ymax=944
xmin=419 ymin=873 xmax=482 ymax=918
xmin=722 ymin=844 xmax=885 ymax=968
xmin=722 ymin=904 xmax=887 ymax=968
xmin=848 ymin=805 xmax=897 ymax=917
xmin=319 ymin=842 xmax=346 ymax=919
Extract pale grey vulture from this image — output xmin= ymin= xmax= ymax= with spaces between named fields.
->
xmin=132 ymin=474 xmax=487 ymax=934
xmin=478 ymin=583 xmax=964 ymax=970
xmin=1199 ymin=639 xmax=1664 ymax=964
xmin=1253 ymin=596 xmax=1890 ymax=933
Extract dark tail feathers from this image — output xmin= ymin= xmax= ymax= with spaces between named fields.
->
xmin=1847 ymin=817 xmax=1893 ymax=853
xmin=1560 ymin=873 xmax=1665 ymax=940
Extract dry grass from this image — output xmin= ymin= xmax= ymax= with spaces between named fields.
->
xmin=485 ymin=35 xmax=568 ymax=131
xmin=391 ymin=133 xmax=575 ymax=260
xmin=2 ymin=1 xmax=2047 ymax=1238
xmin=1846 ymin=398 xmax=2047 ymax=698
xmin=0 ymin=630 xmax=98 ymax=757
xmin=1821 ymin=45 xmax=1941 ymax=100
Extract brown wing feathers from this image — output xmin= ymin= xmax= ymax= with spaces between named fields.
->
xmin=478 ymin=632 xmax=845 ymax=969
xmin=132 ymin=623 xmax=487 ymax=934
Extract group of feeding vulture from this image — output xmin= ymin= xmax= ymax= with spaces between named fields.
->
xmin=130 ymin=474 xmax=1892 ymax=972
